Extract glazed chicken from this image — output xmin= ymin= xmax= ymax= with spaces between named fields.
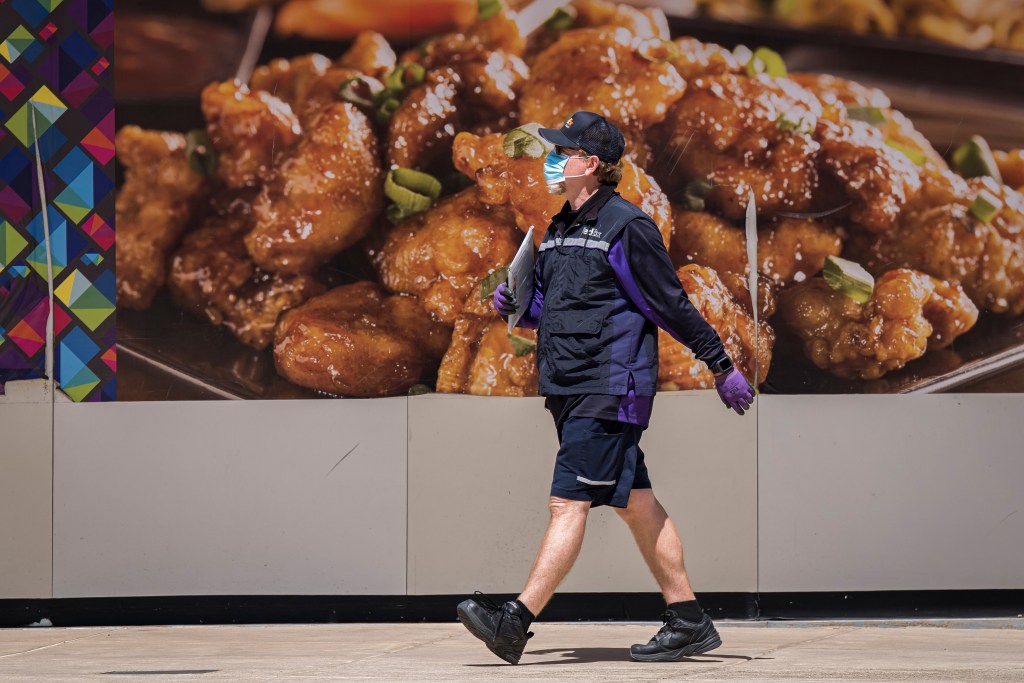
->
xmin=519 ymin=27 xmax=685 ymax=150
xmin=247 ymin=102 xmax=385 ymax=275
xmin=387 ymin=67 xmax=464 ymax=171
xmin=651 ymin=74 xmax=823 ymax=220
xmin=779 ymin=269 xmax=978 ymax=380
xmin=452 ymin=130 xmax=673 ymax=247
xmin=846 ymin=175 xmax=1024 ymax=315
xmin=995 ymin=149 xmax=1024 ymax=191
xmin=670 ymin=206 xmax=842 ymax=287
xmin=200 ymin=80 xmax=302 ymax=190
xmin=437 ymin=289 xmax=539 ymax=396
xmin=274 ymin=281 xmax=451 ymax=397
xmin=658 ymin=265 xmax=774 ymax=390
xmin=373 ymin=187 xmax=522 ymax=324
xmin=168 ymin=194 xmax=324 ymax=350
xmin=115 ymin=126 xmax=207 ymax=310
xmin=790 ymin=72 xmax=946 ymax=171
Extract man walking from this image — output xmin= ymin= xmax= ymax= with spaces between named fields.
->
xmin=457 ymin=111 xmax=755 ymax=664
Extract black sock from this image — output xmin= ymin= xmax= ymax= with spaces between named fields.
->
xmin=513 ymin=600 xmax=535 ymax=630
xmin=667 ymin=599 xmax=704 ymax=622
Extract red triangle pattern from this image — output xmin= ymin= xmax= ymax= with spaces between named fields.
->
xmin=101 ymin=344 xmax=116 ymax=372
xmin=8 ymin=318 xmax=45 ymax=357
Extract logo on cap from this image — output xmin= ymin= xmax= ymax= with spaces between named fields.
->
xmin=564 ymin=116 xmax=574 ymax=128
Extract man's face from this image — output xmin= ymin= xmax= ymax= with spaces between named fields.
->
xmin=555 ymin=146 xmax=598 ymax=190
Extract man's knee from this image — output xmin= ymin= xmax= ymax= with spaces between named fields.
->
xmin=616 ymin=488 xmax=659 ymax=519
xmin=549 ymin=496 xmax=590 ymax=518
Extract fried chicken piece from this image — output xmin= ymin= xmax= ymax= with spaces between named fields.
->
xmin=452 ymin=131 xmax=673 ymax=248
xmin=778 ymin=269 xmax=978 ymax=380
xmin=791 ymin=72 xmax=946 ymax=171
xmin=814 ymin=117 xmax=923 ymax=233
xmin=995 ymin=149 xmax=1024 ymax=190
xmin=670 ymin=207 xmax=841 ymax=287
xmin=168 ymin=195 xmax=324 ymax=350
xmin=201 ymin=80 xmax=302 ymax=190
xmin=387 ymin=67 xmax=463 ymax=171
xmin=519 ymin=27 xmax=685 ymax=137
xmin=249 ymin=53 xmax=332 ymax=107
xmin=274 ymin=281 xmax=451 ymax=397
xmin=846 ymin=176 xmax=1024 ymax=314
xmin=718 ymin=270 xmax=778 ymax=320
xmin=437 ymin=289 xmax=538 ymax=396
xmin=248 ymin=103 xmax=384 ymax=274
xmin=115 ymin=126 xmax=207 ymax=310
xmin=651 ymin=74 xmax=822 ymax=220
xmin=423 ymin=37 xmax=530 ymax=114
xmin=569 ymin=0 xmax=670 ymax=40
xmin=658 ymin=265 xmax=774 ymax=390
xmin=337 ymin=30 xmax=396 ymax=81
xmin=669 ymin=36 xmax=743 ymax=81
xmin=374 ymin=188 xmax=521 ymax=324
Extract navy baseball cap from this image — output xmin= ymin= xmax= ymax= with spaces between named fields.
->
xmin=538 ymin=111 xmax=625 ymax=163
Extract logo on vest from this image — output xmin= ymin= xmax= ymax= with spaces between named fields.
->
xmin=582 ymin=227 xmax=602 ymax=239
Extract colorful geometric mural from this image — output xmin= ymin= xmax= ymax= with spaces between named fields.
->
xmin=0 ymin=0 xmax=114 ymax=400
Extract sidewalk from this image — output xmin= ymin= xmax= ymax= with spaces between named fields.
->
xmin=2 ymin=620 xmax=1022 ymax=682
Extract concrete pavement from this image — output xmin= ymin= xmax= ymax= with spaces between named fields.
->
xmin=2 ymin=620 xmax=1023 ymax=682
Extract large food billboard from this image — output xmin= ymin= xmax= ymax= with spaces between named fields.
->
xmin=3 ymin=0 xmax=1024 ymax=401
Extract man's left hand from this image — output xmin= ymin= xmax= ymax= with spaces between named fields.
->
xmin=714 ymin=368 xmax=754 ymax=416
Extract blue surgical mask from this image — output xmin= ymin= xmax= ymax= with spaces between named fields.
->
xmin=543 ymin=149 xmax=569 ymax=186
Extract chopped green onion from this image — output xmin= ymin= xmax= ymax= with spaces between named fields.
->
xmin=823 ymin=255 xmax=874 ymax=304
xmin=502 ymin=123 xmax=548 ymax=159
xmin=545 ymin=6 xmax=575 ymax=31
xmin=185 ymin=129 xmax=216 ymax=177
xmin=682 ymin=177 xmax=713 ymax=211
xmin=508 ymin=333 xmax=536 ymax=356
xmin=637 ymin=39 xmax=680 ymax=63
xmin=480 ymin=267 xmax=509 ymax=302
xmin=408 ymin=383 xmax=432 ymax=396
xmin=339 ymin=76 xmax=384 ymax=108
xmin=952 ymin=135 xmax=1004 ymax=183
xmin=776 ymin=112 xmax=813 ymax=135
xmin=384 ymin=168 xmax=441 ymax=223
xmin=385 ymin=62 xmax=426 ymax=92
xmin=885 ymin=139 xmax=927 ymax=166
xmin=969 ymin=189 xmax=1003 ymax=223
xmin=846 ymin=105 xmax=887 ymax=127
xmin=478 ymin=0 xmax=501 ymax=20
xmin=745 ymin=47 xmax=787 ymax=78
xmin=417 ymin=39 xmax=434 ymax=57
xmin=376 ymin=97 xmax=401 ymax=125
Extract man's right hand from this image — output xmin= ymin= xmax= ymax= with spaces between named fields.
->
xmin=493 ymin=282 xmax=518 ymax=317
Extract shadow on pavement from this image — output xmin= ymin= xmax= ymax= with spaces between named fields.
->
xmin=465 ymin=648 xmax=756 ymax=665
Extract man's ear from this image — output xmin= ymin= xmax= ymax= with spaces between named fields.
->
xmin=586 ymin=156 xmax=600 ymax=174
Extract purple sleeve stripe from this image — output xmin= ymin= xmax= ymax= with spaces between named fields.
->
xmin=608 ymin=240 xmax=687 ymax=346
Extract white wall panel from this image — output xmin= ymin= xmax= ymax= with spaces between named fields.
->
xmin=0 ymin=380 xmax=53 ymax=598
xmin=758 ymin=395 xmax=1024 ymax=591
xmin=53 ymin=399 xmax=407 ymax=597
xmin=407 ymin=392 xmax=757 ymax=595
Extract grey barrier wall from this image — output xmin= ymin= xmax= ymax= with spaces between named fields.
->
xmin=1 ymin=389 xmax=1023 ymax=599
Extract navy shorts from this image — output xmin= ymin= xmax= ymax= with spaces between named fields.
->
xmin=550 ymin=416 xmax=652 ymax=509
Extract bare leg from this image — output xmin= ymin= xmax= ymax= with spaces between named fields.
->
xmin=517 ymin=496 xmax=591 ymax=616
xmin=615 ymin=488 xmax=695 ymax=604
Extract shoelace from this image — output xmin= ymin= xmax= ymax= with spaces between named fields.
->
xmin=472 ymin=592 xmax=533 ymax=642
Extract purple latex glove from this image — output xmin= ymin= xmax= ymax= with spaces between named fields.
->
xmin=714 ymin=367 xmax=754 ymax=415
xmin=493 ymin=281 xmax=517 ymax=317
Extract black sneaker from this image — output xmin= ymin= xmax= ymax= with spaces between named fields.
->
xmin=629 ymin=609 xmax=721 ymax=662
xmin=456 ymin=592 xmax=534 ymax=665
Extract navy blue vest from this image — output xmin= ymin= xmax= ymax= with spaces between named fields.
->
xmin=537 ymin=192 xmax=659 ymax=396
